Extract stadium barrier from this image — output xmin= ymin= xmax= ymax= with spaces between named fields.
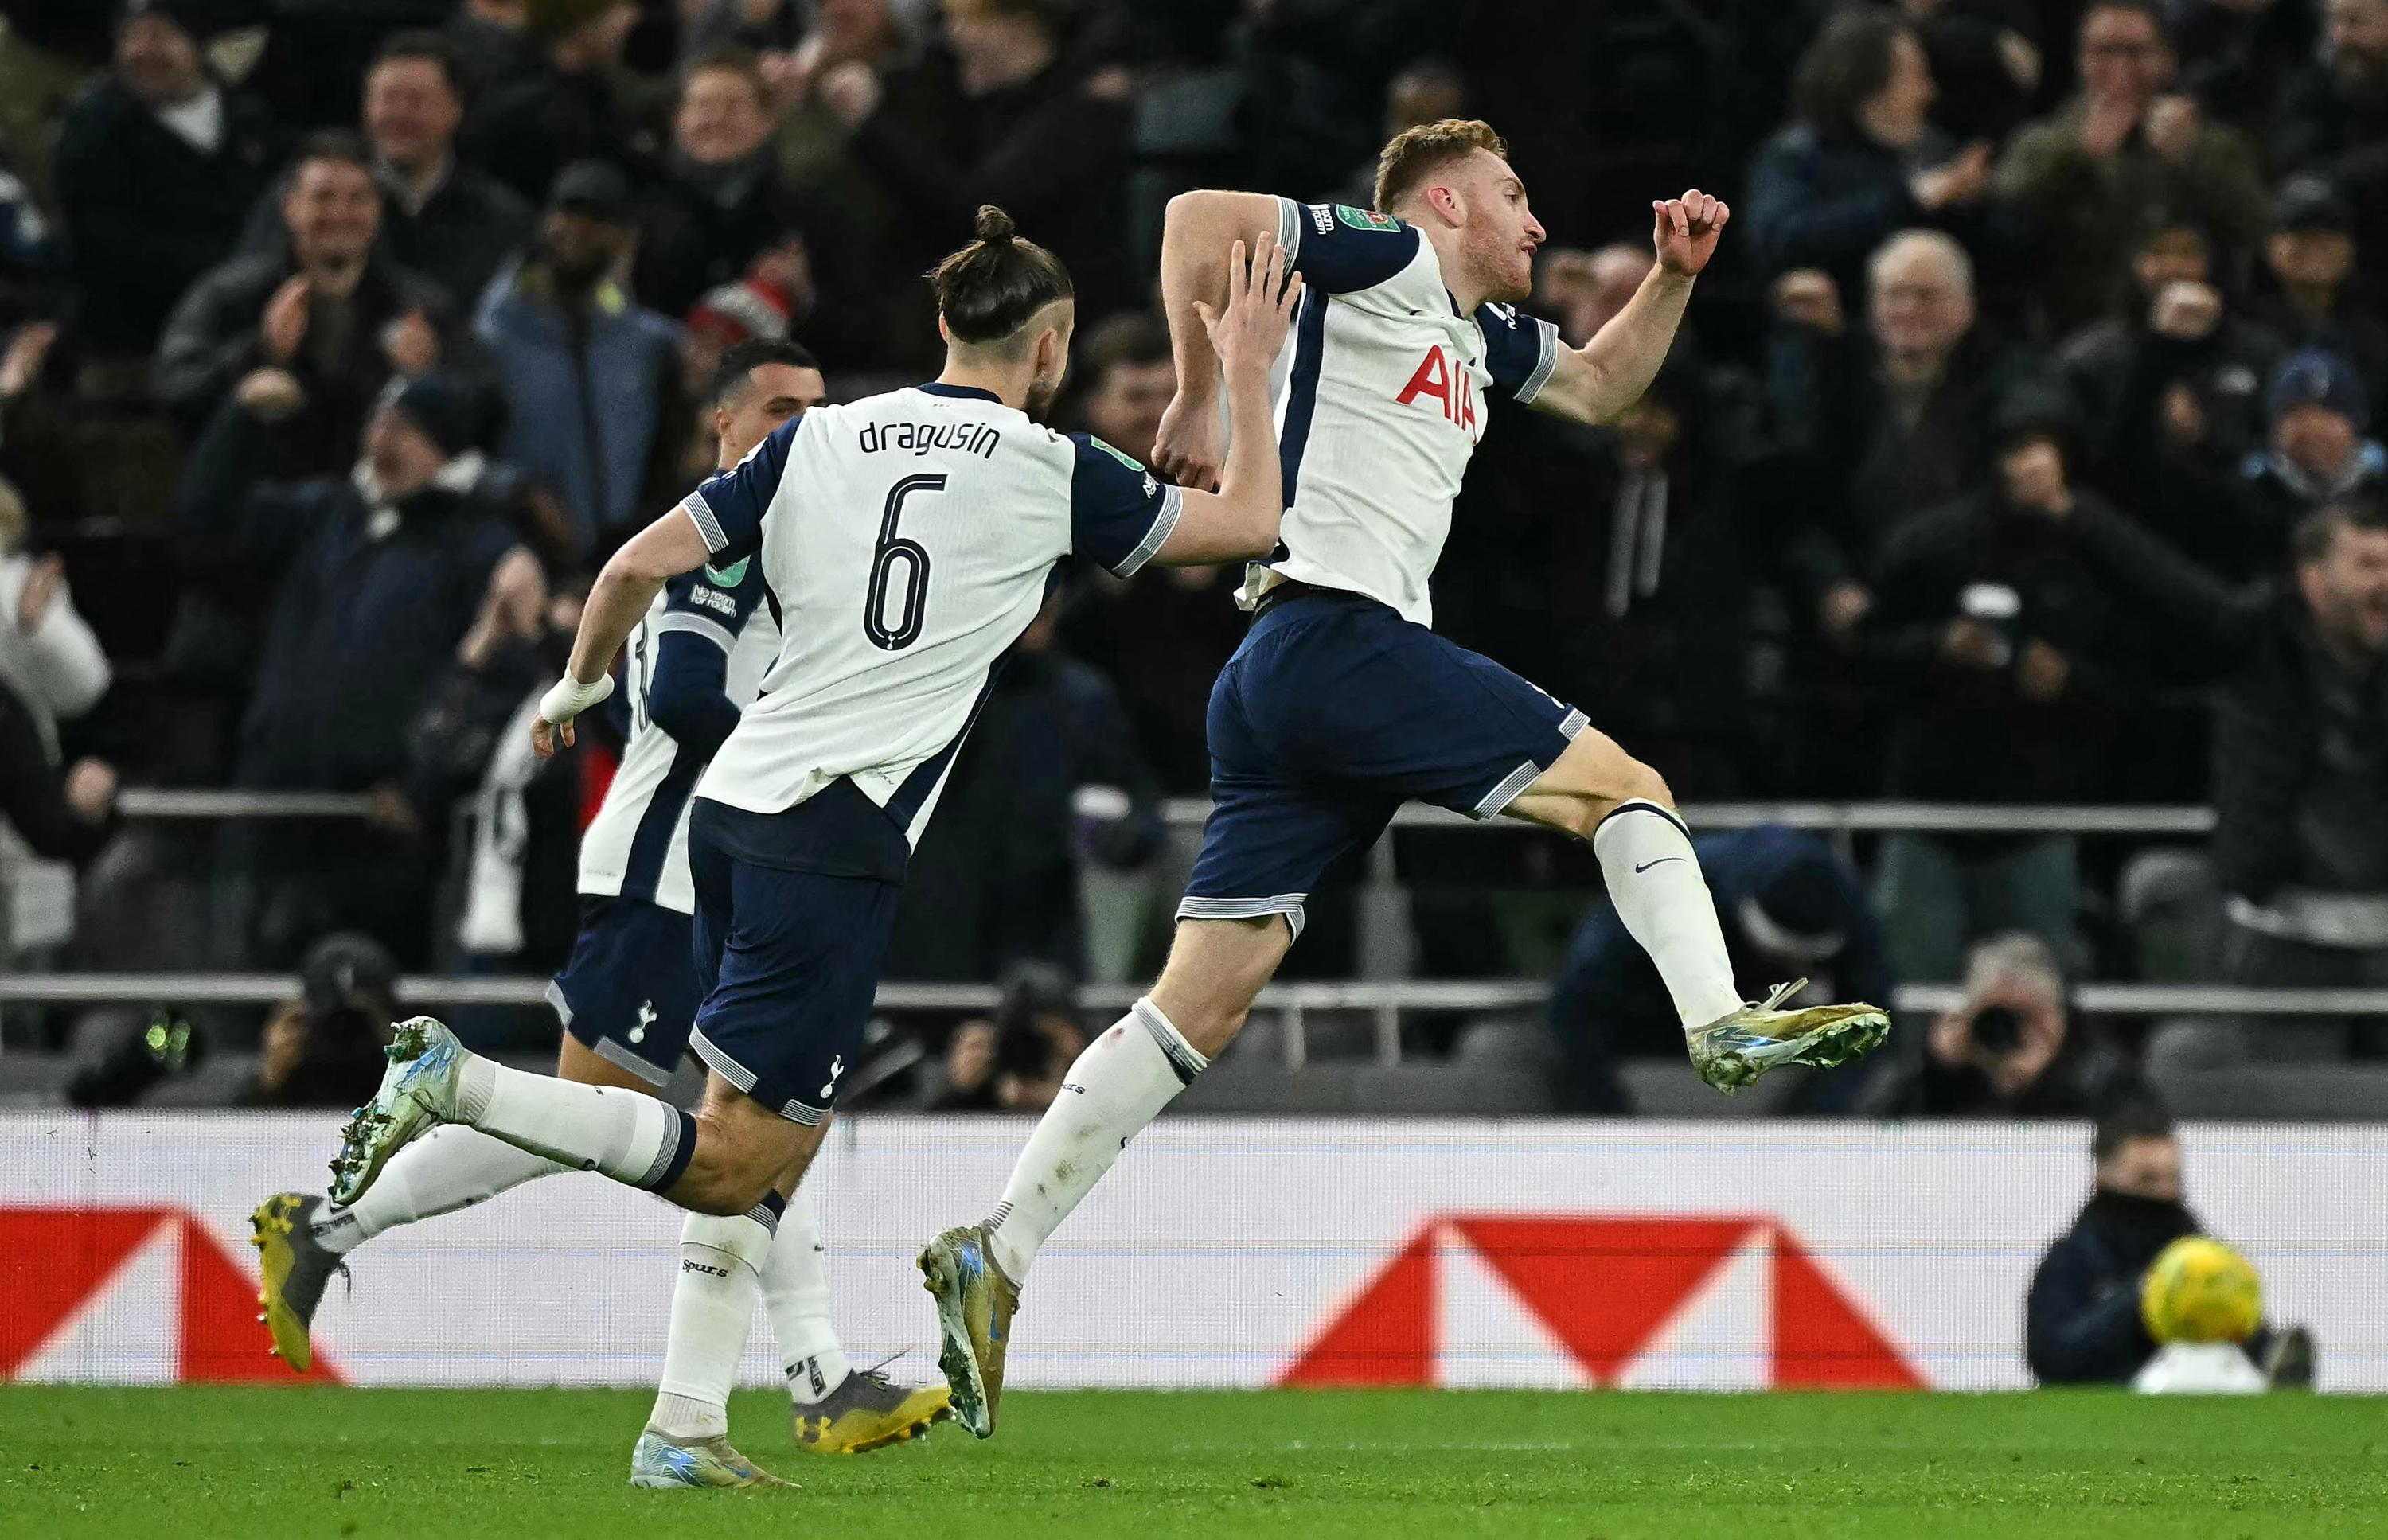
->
xmin=6 ymin=977 xmax=2386 ymax=1072
xmin=2 ymin=1113 xmax=2378 ymax=1393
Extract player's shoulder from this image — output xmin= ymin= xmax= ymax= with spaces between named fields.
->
xmin=1291 ymin=198 xmax=1412 ymax=241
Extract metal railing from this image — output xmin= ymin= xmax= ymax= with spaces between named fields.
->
xmin=7 ymin=974 xmax=2386 ymax=1070
xmin=115 ymin=787 xmax=2219 ymax=838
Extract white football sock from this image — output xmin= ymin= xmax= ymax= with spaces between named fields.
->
xmin=311 ymin=1125 xmax=561 ymax=1254
xmin=455 ymin=1056 xmax=694 ymax=1192
xmin=982 ymin=997 xmax=1207 ymax=1285
xmin=763 ymin=1188 xmax=849 ymax=1405
xmin=650 ymin=1200 xmax=780 ymax=1441
xmin=1591 ymin=799 xmax=1744 ymax=1029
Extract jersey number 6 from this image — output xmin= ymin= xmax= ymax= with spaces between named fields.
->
xmin=864 ymin=473 xmax=945 ymax=651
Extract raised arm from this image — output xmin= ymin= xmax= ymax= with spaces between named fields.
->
xmin=1529 ymin=191 xmax=1729 ymax=426
xmin=1153 ymin=189 xmax=1285 ymax=490
xmin=531 ymin=506 xmax=713 ymax=757
xmin=1150 ymin=230 xmax=1302 ymax=566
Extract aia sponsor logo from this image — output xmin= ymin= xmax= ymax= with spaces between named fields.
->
xmin=1395 ymin=347 xmax=1478 ymax=436
xmin=1281 ymin=1214 xmax=1922 ymax=1390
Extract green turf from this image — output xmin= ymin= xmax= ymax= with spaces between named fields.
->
xmin=2 ymin=1386 xmax=2384 ymax=1538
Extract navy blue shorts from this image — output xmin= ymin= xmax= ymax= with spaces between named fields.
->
xmin=686 ymin=795 xmax=904 ymax=1124
xmin=1180 ymin=588 xmax=1586 ymax=941
xmin=551 ymin=895 xmax=700 ymax=1087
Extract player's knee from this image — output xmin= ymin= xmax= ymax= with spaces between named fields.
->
xmin=1617 ymin=757 xmax=1673 ymax=813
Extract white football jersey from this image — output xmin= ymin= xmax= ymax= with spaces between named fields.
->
xmin=681 ymin=383 xmax=1180 ymax=850
xmin=574 ymin=557 xmax=778 ymax=913
xmin=1247 ymin=196 xmax=1561 ymax=627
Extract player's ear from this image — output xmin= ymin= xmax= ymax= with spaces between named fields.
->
xmin=936 ymin=313 xmax=952 ymax=345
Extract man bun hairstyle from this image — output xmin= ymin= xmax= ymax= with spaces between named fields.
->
xmin=1374 ymin=118 xmax=1508 ymax=213
xmin=927 ymin=205 xmax=1075 ymax=345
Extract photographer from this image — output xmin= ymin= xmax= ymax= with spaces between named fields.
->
xmin=1862 ymin=933 xmax=2118 ymax=1117
xmin=243 ymin=933 xmax=402 ymax=1109
xmin=922 ymin=962 xmax=1088 ymax=1114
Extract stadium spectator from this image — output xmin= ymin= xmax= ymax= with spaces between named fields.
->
xmin=474 ymin=162 xmax=685 ymax=559
xmin=0 ymin=472 xmax=111 ymax=961
xmin=355 ymin=32 xmax=537 ymax=313
xmin=633 ymin=49 xmax=876 ymax=365
xmin=244 ymin=933 xmax=402 ymax=1109
xmin=158 ymin=133 xmax=457 ymax=481
xmin=459 ymin=0 xmax=642 ymax=203
xmin=1862 ymin=396 xmax=2156 ymax=981
xmin=821 ymin=0 xmax=1136 ymax=333
xmin=1547 ymin=825 xmax=1893 ymax=1113
xmin=2059 ymin=216 xmax=2283 ymax=498
xmin=919 ymin=961 xmax=1087 ymax=1113
xmin=52 ymin=0 xmax=279 ymax=359
xmin=0 ymin=142 xmax=62 ymax=322
xmin=1058 ymin=314 xmax=1240 ymax=793
xmin=1995 ymin=0 xmax=2272 ymax=337
xmin=1537 ymin=244 xmax=1658 ymax=350
xmin=1903 ymin=0 xmax=2041 ymax=145
xmin=1331 ymin=58 xmax=1466 ymax=209
xmin=2152 ymin=499 xmax=2388 ymax=1069
xmin=1862 ymin=933 xmax=2120 ymax=1115
xmin=2157 ymin=349 xmax=2388 ymax=583
xmin=2025 ymin=1105 xmax=2311 ymax=1385
xmin=1768 ymin=229 xmax=2028 ymax=638
xmin=0 ymin=675 xmax=116 ymax=876
xmin=2246 ymin=177 xmax=2388 ymax=406
xmin=1744 ymin=9 xmax=1994 ymax=299
xmin=443 ymin=0 xmax=549 ymax=110
xmin=186 ymin=370 xmax=534 ymax=965
xmin=886 ymin=588 xmax=1162 ymax=983
xmin=2269 ymin=0 xmax=2388 ymax=266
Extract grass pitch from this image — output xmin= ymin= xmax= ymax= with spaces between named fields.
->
xmin=2 ymin=1386 xmax=2384 ymax=1538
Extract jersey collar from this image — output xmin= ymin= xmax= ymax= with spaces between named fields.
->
xmin=915 ymin=382 xmax=1005 ymax=404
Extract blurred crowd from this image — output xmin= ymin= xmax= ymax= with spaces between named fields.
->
xmin=2 ymin=0 xmax=2386 ymax=1109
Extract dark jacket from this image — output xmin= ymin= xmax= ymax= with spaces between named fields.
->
xmin=1766 ymin=322 xmax=2031 ymax=602
xmin=155 ymin=248 xmax=458 ymax=477
xmin=1995 ymin=104 xmax=2273 ymax=336
xmin=2212 ymin=594 xmax=2388 ymax=903
xmin=0 ymin=679 xmax=115 ymax=863
xmin=474 ymin=261 xmax=685 ymax=557
xmin=226 ymin=159 xmax=536 ymax=318
xmin=2025 ymin=1191 xmax=2199 ymax=1384
xmin=2059 ymin=313 xmax=2283 ymax=491
xmin=1743 ymin=124 xmax=1996 ymax=298
xmin=630 ymin=152 xmax=878 ymax=366
xmin=1548 ymin=826 xmax=1893 ymax=1112
xmin=849 ymin=49 xmax=1134 ymax=335
xmin=1863 ymin=486 xmax=2153 ymax=801
xmin=180 ymin=397 xmax=517 ymax=790
xmin=1861 ymin=1029 xmax=2117 ymax=1117
xmin=461 ymin=58 xmax=642 ymax=205
xmin=884 ymin=642 xmax=1161 ymax=982
xmin=1060 ymin=565 xmax=1248 ymax=797
xmin=2157 ymin=439 xmax=2388 ymax=584
xmin=53 ymin=77 xmax=280 ymax=353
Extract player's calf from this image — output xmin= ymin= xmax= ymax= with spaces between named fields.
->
xmin=663 ymin=1088 xmax=825 ymax=1217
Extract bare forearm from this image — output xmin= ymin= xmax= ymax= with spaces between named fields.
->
xmin=1213 ymin=366 xmax=1282 ymax=541
xmin=1555 ymin=267 xmax=1696 ymax=423
xmin=568 ymin=559 xmax=665 ymax=684
xmin=1161 ymin=197 xmax=1234 ymax=402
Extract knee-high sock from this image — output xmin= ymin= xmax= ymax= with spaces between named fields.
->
xmin=981 ymin=998 xmax=1208 ymax=1285
xmin=650 ymin=1194 xmax=783 ymax=1441
xmin=762 ymin=1187 xmax=849 ymax=1405
xmin=310 ymin=1125 xmax=562 ymax=1254
xmin=455 ymin=1055 xmax=696 ymax=1193
xmin=1591 ymin=799 xmax=1743 ymax=1029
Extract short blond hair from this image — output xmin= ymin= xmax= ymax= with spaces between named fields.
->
xmin=1373 ymin=118 xmax=1508 ymax=214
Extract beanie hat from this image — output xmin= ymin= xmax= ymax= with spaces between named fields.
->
xmin=688 ymin=274 xmax=796 ymax=349
xmin=2269 ymin=349 xmax=2369 ymax=431
xmin=381 ymin=372 xmax=478 ymax=458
